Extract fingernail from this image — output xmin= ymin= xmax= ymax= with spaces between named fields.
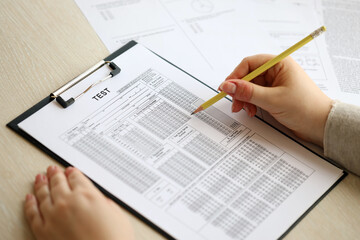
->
xmin=35 ymin=174 xmax=42 ymax=184
xmin=223 ymin=82 xmax=236 ymax=94
xmin=218 ymin=82 xmax=225 ymax=91
xmin=49 ymin=165 xmax=57 ymax=172
xmin=26 ymin=194 xmax=33 ymax=201
xmin=41 ymin=175 xmax=47 ymax=182
xmin=65 ymin=167 xmax=75 ymax=176
xmin=66 ymin=166 xmax=74 ymax=171
xmin=244 ymin=106 xmax=249 ymax=115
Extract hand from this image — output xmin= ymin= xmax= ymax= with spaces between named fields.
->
xmin=24 ymin=166 xmax=134 ymax=240
xmin=219 ymin=54 xmax=332 ymax=147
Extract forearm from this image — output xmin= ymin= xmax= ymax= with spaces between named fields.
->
xmin=324 ymin=101 xmax=360 ymax=176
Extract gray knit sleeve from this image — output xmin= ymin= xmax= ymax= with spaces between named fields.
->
xmin=324 ymin=100 xmax=360 ymax=176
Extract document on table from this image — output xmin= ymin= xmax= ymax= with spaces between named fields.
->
xmin=233 ymin=0 xmax=338 ymax=155
xmin=239 ymin=0 xmax=360 ymax=105
xmin=74 ymin=0 xmax=278 ymax=88
xmin=237 ymin=0 xmax=341 ymax=101
xmin=19 ymin=43 xmax=343 ymax=240
xmin=233 ymin=0 xmax=359 ymax=155
xmin=315 ymin=0 xmax=360 ymax=104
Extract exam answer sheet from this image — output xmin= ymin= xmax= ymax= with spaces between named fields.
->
xmin=19 ymin=43 xmax=343 ymax=240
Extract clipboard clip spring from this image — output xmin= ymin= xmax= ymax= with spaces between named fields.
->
xmin=52 ymin=61 xmax=120 ymax=108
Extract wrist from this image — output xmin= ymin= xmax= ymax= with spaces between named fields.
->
xmin=310 ymin=98 xmax=333 ymax=147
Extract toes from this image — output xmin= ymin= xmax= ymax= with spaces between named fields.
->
xmin=65 ymin=167 xmax=95 ymax=191
xmin=24 ymin=194 xmax=43 ymax=233
xmin=47 ymin=166 xmax=71 ymax=200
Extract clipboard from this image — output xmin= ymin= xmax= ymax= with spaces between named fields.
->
xmin=7 ymin=40 xmax=346 ymax=240
xmin=7 ymin=40 xmax=174 ymax=239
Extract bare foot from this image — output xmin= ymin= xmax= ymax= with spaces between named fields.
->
xmin=24 ymin=166 xmax=134 ymax=240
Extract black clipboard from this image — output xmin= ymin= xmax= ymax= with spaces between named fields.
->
xmin=7 ymin=40 xmax=346 ymax=240
xmin=7 ymin=40 xmax=174 ymax=240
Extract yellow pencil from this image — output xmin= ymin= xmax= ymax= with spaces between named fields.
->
xmin=191 ymin=26 xmax=327 ymax=115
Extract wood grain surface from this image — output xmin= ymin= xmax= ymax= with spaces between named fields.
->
xmin=0 ymin=0 xmax=359 ymax=239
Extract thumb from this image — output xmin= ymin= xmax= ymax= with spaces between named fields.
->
xmin=220 ymin=80 xmax=276 ymax=110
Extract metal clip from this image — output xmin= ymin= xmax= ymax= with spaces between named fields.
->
xmin=53 ymin=61 xmax=121 ymax=108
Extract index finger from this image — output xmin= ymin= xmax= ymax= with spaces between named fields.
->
xmin=226 ymin=54 xmax=276 ymax=80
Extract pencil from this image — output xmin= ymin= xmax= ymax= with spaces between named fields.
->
xmin=191 ymin=26 xmax=327 ymax=115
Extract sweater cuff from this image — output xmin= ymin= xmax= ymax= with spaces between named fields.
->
xmin=324 ymin=100 xmax=360 ymax=176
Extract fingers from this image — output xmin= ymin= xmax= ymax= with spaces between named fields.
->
xmin=24 ymin=194 xmax=43 ymax=231
xmin=221 ymin=81 xmax=257 ymax=117
xmin=47 ymin=166 xmax=71 ymax=200
xmin=226 ymin=54 xmax=276 ymax=80
xmin=34 ymin=174 xmax=52 ymax=207
xmin=220 ymin=80 xmax=276 ymax=112
xmin=232 ymin=99 xmax=244 ymax=113
xmin=243 ymin=103 xmax=257 ymax=117
xmin=34 ymin=173 xmax=53 ymax=220
xmin=232 ymin=99 xmax=257 ymax=117
xmin=65 ymin=167 xmax=95 ymax=191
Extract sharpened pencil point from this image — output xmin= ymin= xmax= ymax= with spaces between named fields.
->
xmin=191 ymin=106 xmax=204 ymax=115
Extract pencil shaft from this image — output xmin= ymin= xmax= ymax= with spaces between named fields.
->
xmin=197 ymin=27 xmax=325 ymax=113
xmin=202 ymin=91 xmax=227 ymax=109
xmin=242 ymin=35 xmax=313 ymax=81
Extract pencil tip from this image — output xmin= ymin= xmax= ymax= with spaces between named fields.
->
xmin=191 ymin=106 xmax=203 ymax=115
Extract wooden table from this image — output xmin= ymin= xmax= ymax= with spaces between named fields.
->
xmin=0 ymin=0 xmax=359 ymax=239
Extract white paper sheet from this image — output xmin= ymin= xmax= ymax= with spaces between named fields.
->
xmin=316 ymin=0 xmax=360 ymax=105
xmin=74 ymin=0 xmax=278 ymax=88
xmin=19 ymin=43 xmax=343 ymax=240
xmin=234 ymin=0 xmax=358 ymax=156
xmin=237 ymin=0 xmax=341 ymax=101
xmin=243 ymin=0 xmax=360 ymax=105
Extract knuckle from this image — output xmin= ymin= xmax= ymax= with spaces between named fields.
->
xmin=34 ymin=181 xmax=47 ymax=191
xmin=243 ymin=83 xmax=254 ymax=101
xmin=235 ymin=81 xmax=253 ymax=102
xmin=286 ymin=55 xmax=294 ymax=62
xmin=38 ymin=198 xmax=51 ymax=212
xmin=267 ymin=93 xmax=281 ymax=106
xmin=36 ymin=189 xmax=48 ymax=202
xmin=31 ymin=220 xmax=43 ymax=234
xmin=68 ymin=170 xmax=81 ymax=181
xmin=25 ymin=207 xmax=36 ymax=221
xmin=80 ymin=190 xmax=96 ymax=201
xmin=24 ymin=199 xmax=34 ymax=210
xmin=51 ymin=173 xmax=64 ymax=186
xmin=241 ymin=56 xmax=250 ymax=64
xmin=54 ymin=199 xmax=69 ymax=211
